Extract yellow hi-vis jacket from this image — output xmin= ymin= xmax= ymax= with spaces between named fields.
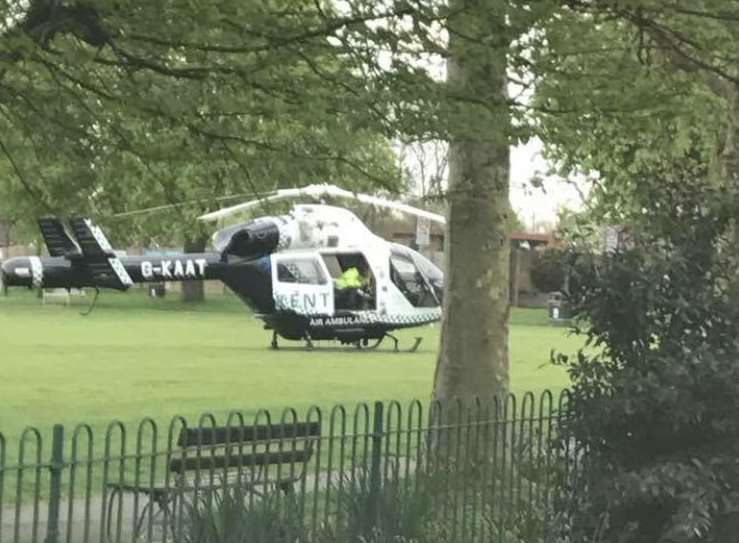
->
xmin=335 ymin=267 xmax=363 ymax=289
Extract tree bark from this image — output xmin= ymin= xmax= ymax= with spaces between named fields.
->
xmin=181 ymin=236 xmax=207 ymax=303
xmin=433 ymin=2 xmax=511 ymax=404
xmin=721 ymin=82 xmax=739 ymax=181
xmin=510 ymin=247 xmax=520 ymax=308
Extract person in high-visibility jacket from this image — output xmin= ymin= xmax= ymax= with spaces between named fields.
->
xmin=335 ymin=267 xmax=364 ymax=290
xmin=335 ymin=267 xmax=368 ymax=308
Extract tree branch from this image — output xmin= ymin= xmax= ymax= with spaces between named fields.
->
xmin=0 ymin=132 xmax=49 ymax=210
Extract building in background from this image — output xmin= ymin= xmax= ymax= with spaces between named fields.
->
xmin=510 ymin=233 xmax=556 ymax=308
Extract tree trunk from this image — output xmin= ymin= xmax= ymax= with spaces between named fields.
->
xmin=509 ymin=247 xmax=520 ymax=308
xmin=181 ymin=236 xmax=207 ymax=303
xmin=722 ymin=84 xmax=739 ymax=180
xmin=433 ymin=2 xmax=511 ymax=404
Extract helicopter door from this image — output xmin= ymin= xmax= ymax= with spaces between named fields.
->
xmin=320 ymin=252 xmax=377 ymax=311
xmin=272 ymin=254 xmax=334 ymax=315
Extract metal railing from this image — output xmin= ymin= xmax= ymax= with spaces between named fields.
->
xmin=0 ymin=390 xmax=572 ymax=543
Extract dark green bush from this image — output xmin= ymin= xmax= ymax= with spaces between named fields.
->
xmin=554 ymin=183 xmax=739 ymax=542
xmin=178 ymin=461 xmax=557 ymax=543
xmin=182 ymin=489 xmax=305 ymax=543
xmin=325 ymin=465 xmax=442 ymax=543
xmin=530 ymin=249 xmax=567 ymax=293
xmin=180 ymin=470 xmax=445 ymax=543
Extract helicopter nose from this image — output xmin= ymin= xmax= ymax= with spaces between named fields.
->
xmin=1 ymin=257 xmax=36 ymax=289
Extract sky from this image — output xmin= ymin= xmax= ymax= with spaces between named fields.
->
xmin=401 ymin=137 xmax=589 ymax=232
xmin=510 ymin=138 xmax=587 ymax=231
xmin=395 ymin=50 xmax=589 ymax=233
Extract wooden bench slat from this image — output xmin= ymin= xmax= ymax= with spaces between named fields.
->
xmin=168 ymin=449 xmax=313 ymax=473
xmin=177 ymin=422 xmax=321 ymax=447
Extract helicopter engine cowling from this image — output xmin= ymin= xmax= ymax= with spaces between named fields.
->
xmin=214 ymin=219 xmax=282 ymax=258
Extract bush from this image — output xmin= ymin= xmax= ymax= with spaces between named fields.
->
xmin=530 ymin=249 xmax=567 ymax=293
xmin=553 ymin=183 xmax=739 ymax=542
xmin=179 ymin=451 xmax=556 ymax=542
xmin=182 ymin=489 xmax=305 ymax=543
xmin=325 ymin=465 xmax=442 ymax=543
xmin=180 ymin=470 xmax=446 ymax=543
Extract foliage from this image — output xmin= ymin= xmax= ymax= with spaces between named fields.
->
xmin=325 ymin=466 xmax=442 ymax=542
xmin=553 ymin=180 xmax=739 ymax=542
xmin=183 ymin=489 xmax=305 ymax=543
xmin=0 ymin=0 xmax=411 ymax=245
xmin=529 ymin=249 xmax=567 ymax=294
xmin=180 ymin=468 xmax=450 ymax=543
xmin=323 ymin=426 xmax=563 ymax=543
xmin=554 ymin=207 xmax=604 ymax=253
xmin=532 ymin=2 xmax=738 ymax=225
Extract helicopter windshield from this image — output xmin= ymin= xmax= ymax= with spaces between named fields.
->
xmin=408 ymin=249 xmax=444 ymax=302
xmin=389 ymin=244 xmax=443 ymax=307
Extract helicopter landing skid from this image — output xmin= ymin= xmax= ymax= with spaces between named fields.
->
xmin=269 ymin=332 xmax=422 ymax=353
xmin=353 ymin=333 xmax=423 ymax=353
xmin=270 ymin=330 xmax=314 ymax=350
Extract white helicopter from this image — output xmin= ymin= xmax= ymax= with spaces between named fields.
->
xmin=1 ymin=184 xmax=446 ymax=352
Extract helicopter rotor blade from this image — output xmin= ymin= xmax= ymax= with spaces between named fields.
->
xmin=112 ymin=192 xmax=266 ymax=219
xmin=197 ymin=189 xmax=300 ymax=222
xmin=198 ymin=183 xmax=446 ymax=224
xmin=198 ymin=185 xmax=352 ymax=222
xmin=350 ymin=192 xmax=446 ymax=224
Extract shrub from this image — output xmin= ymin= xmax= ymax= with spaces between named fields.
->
xmin=178 ymin=448 xmax=556 ymax=542
xmin=530 ymin=249 xmax=567 ymax=293
xmin=325 ymin=465 xmax=442 ymax=543
xmin=182 ymin=488 xmax=305 ymax=543
xmin=553 ymin=183 xmax=739 ymax=542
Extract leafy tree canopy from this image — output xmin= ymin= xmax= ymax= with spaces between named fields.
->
xmin=532 ymin=1 xmax=738 ymax=224
xmin=555 ymin=177 xmax=739 ymax=542
xmin=0 ymin=0 xmax=426 ymax=243
xmin=3 ymin=1 xmax=734 ymax=242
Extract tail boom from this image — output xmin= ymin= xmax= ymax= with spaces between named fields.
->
xmin=1 ymin=253 xmax=223 ymax=290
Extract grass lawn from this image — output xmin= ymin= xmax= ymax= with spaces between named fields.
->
xmin=0 ymin=289 xmax=579 ymax=442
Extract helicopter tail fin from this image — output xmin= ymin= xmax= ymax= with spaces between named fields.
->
xmin=38 ymin=217 xmax=80 ymax=258
xmin=69 ymin=217 xmax=133 ymax=290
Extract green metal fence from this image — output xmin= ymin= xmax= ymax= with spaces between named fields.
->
xmin=0 ymin=390 xmax=573 ymax=543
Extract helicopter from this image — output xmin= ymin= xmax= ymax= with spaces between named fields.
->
xmin=0 ymin=184 xmax=446 ymax=352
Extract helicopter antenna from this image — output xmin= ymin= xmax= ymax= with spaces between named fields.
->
xmin=80 ymin=287 xmax=100 ymax=316
xmin=198 ymin=184 xmax=446 ymax=224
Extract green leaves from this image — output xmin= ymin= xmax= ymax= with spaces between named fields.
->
xmin=0 ymin=0 xmax=416 ymax=242
xmin=554 ymin=181 xmax=739 ymax=542
xmin=531 ymin=2 xmax=738 ymax=229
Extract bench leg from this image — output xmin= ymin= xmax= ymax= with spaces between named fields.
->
xmin=277 ymin=480 xmax=294 ymax=495
xmin=105 ymin=488 xmax=173 ymax=543
xmin=105 ymin=487 xmax=122 ymax=543
xmin=133 ymin=500 xmax=156 ymax=540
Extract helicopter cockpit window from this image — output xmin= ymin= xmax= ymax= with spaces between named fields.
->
xmin=409 ymin=250 xmax=444 ymax=302
xmin=389 ymin=249 xmax=439 ymax=308
xmin=276 ymin=258 xmax=327 ymax=285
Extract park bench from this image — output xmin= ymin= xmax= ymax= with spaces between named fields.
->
xmin=105 ymin=421 xmax=321 ymax=541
